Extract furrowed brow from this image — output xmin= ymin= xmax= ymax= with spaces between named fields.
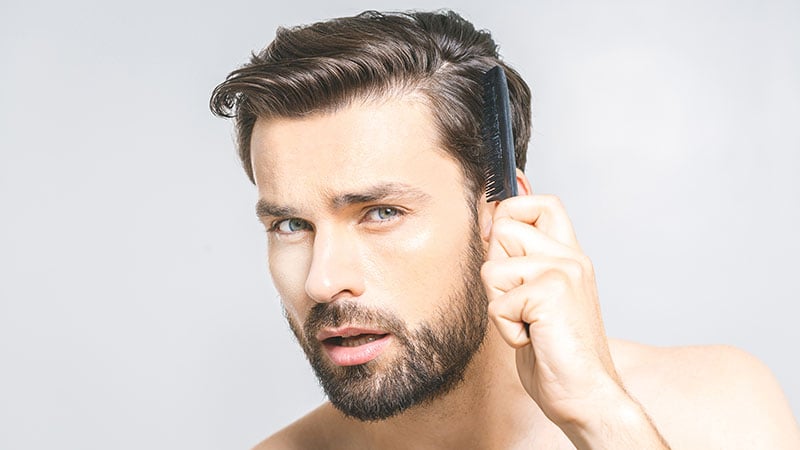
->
xmin=255 ymin=199 xmax=298 ymax=218
xmin=331 ymin=183 xmax=431 ymax=209
xmin=255 ymin=183 xmax=431 ymax=218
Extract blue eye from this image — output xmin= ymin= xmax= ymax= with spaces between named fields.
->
xmin=274 ymin=218 xmax=310 ymax=233
xmin=367 ymin=207 xmax=400 ymax=221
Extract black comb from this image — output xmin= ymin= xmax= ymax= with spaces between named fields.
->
xmin=481 ymin=65 xmax=518 ymax=202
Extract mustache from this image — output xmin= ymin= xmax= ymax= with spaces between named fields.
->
xmin=303 ymin=302 xmax=408 ymax=340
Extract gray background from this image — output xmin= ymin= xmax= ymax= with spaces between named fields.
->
xmin=1 ymin=0 xmax=798 ymax=448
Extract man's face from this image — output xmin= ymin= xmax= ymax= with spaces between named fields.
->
xmin=250 ymin=94 xmax=488 ymax=421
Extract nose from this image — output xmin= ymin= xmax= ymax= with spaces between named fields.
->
xmin=304 ymin=226 xmax=365 ymax=303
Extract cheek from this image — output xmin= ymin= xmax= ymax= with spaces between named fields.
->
xmin=367 ymin=215 xmax=474 ymax=313
xmin=268 ymin=243 xmax=312 ymax=319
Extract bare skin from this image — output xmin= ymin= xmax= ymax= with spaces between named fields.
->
xmin=249 ymin=94 xmax=800 ymax=449
xmin=259 ymin=339 xmax=798 ymax=450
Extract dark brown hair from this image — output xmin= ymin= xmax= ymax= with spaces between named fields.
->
xmin=210 ymin=10 xmax=531 ymax=194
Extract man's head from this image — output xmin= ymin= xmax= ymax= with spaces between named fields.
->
xmin=210 ymin=10 xmax=532 ymax=421
xmin=210 ymin=10 xmax=531 ymax=197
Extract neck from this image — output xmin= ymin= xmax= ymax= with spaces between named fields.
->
xmin=344 ymin=325 xmax=551 ymax=449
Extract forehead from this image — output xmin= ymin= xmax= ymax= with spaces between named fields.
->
xmin=249 ymin=95 xmax=466 ymax=204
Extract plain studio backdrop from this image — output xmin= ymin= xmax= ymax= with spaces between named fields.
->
xmin=1 ymin=0 xmax=798 ymax=448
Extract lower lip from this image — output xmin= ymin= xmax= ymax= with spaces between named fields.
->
xmin=322 ymin=335 xmax=392 ymax=366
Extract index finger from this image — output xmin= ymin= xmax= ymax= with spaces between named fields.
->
xmin=493 ymin=194 xmax=581 ymax=250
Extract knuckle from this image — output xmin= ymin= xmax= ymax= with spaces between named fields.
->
xmin=490 ymin=216 xmax=515 ymax=236
xmin=577 ymin=254 xmax=594 ymax=275
xmin=480 ymin=260 xmax=500 ymax=283
xmin=493 ymin=200 xmax=512 ymax=219
xmin=540 ymin=194 xmax=567 ymax=215
xmin=540 ymin=194 xmax=561 ymax=208
xmin=554 ymin=280 xmax=572 ymax=299
xmin=555 ymin=255 xmax=591 ymax=280
xmin=508 ymin=338 xmax=528 ymax=349
xmin=564 ymin=258 xmax=584 ymax=279
xmin=542 ymin=266 xmax=570 ymax=285
xmin=486 ymin=298 xmax=502 ymax=317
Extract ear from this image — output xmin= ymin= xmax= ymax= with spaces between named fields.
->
xmin=477 ymin=169 xmax=533 ymax=241
xmin=477 ymin=195 xmax=496 ymax=242
xmin=516 ymin=168 xmax=533 ymax=196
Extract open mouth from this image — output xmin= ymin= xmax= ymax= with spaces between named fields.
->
xmin=324 ymin=333 xmax=389 ymax=347
xmin=318 ymin=329 xmax=393 ymax=366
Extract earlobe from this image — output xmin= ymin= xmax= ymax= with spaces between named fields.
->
xmin=516 ymin=169 xmax=533 ymax=196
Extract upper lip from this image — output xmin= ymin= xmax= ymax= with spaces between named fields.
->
xmin=316 ymin=326 xmax=390 ymax=342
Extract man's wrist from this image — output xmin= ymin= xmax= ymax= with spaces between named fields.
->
xmin=556 ymin=383 xmax=671 ymax=450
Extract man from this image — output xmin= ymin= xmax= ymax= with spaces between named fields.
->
xmin=210 ymin=10 xmax=799 ymax=449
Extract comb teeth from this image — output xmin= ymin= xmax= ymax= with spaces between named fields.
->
xmin=481 ymin=66 xmax=518 ymax=202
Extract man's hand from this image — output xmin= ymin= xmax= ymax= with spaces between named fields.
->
xmin=481 ymin=194 xmax=670 ymax=449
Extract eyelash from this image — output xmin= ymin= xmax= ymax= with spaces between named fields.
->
xmin=363 ymin=206 xmax=405 ymax=223
xmin=267 ymin=206 xmax=406 ymax=234
xmin=268 ymin=217 xmax=311 ymax=234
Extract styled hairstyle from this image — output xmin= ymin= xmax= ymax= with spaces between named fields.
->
xmin=210 ymin=10 xmax=531 ymax=194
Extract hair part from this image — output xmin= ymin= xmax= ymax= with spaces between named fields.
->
xmin=210 ymin=10 xmax=531 ymax=194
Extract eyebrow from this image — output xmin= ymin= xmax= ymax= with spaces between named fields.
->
xmin=331 ymin=182 xmax=431 ymax=209
xmin=255 ymin=201 xmax=299 ymax=218
xmin=255 ymin=182 xmax=431 ymax=218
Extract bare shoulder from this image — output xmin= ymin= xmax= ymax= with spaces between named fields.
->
xmin=251 ymin=403 xmax=354 ymax=450
xmin=609 ymin=339 xmax=800 ymax=449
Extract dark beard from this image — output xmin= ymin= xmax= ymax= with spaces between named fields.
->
xmin=285 ymin=222 xmax=488 ymax=421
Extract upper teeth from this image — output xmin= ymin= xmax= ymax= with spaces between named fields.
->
xmin=339 ymin=334 xmax=381 ymax=347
